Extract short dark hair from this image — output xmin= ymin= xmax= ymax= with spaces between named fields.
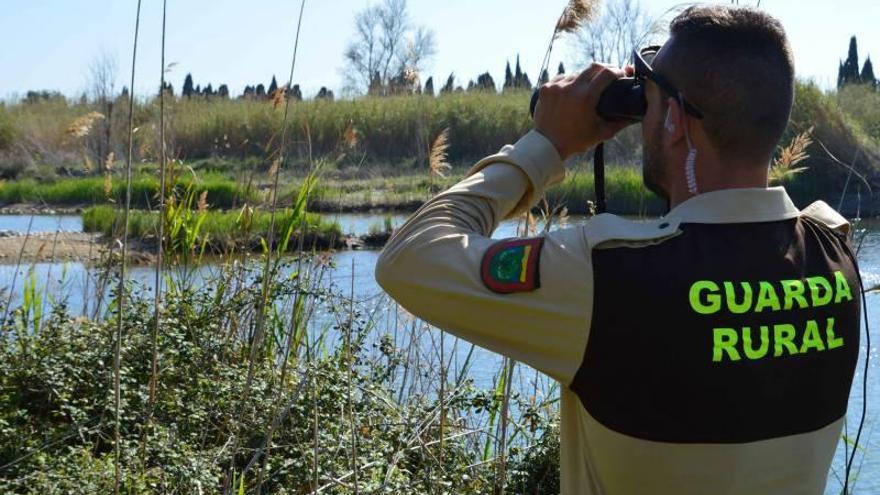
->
xmin=662 ymin=6 xmax=794 ymax=163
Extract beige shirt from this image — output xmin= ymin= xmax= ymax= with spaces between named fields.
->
xmin=375 ymin=130 xmax=850 ymax=494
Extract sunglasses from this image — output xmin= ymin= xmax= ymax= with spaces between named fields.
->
xmin=634 ymin=46 xmax=704 ymax=119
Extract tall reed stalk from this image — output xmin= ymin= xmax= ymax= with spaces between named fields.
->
xmin=114 ymin=1 xmax=142 ymax=492
xmin=227 ymin=1 xmax=307 ymax=491
xmin=142 ymin=0 xmax=169 ymax=471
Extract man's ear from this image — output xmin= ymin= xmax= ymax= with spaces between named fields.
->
xmin=663 ymin=97 xmax=685 ymax=144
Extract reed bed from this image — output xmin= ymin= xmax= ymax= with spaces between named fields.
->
xmin=4 ymin=82 xmax=875 ymax=186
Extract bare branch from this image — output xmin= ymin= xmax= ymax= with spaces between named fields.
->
xmin=342 ymin=0 xmax=436 ymax=95
xmin=569 ymin=0 xmax=661 ymax=67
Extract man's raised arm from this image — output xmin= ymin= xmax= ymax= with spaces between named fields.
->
xmin=375 ymin=130 xmax=595 ymax=383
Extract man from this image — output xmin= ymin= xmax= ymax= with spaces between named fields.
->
xmin=376 ymin=5 xmax=860 ymax=494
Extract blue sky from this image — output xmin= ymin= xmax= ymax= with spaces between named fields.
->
xmin=1 ymin=0 xmax=878 ymax=100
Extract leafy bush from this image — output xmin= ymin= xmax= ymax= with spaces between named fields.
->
xmin=0 ymin=261 xmax=561 ymax=493
xmin=782 ymin=82 xmax=880 ymax=207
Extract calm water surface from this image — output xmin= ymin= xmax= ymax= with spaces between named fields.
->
xmin=0 ymin=214 xmax=81 ymax=233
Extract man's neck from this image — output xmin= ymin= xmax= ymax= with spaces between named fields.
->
xmin=668 ymin=168 xmax=769 ymax=208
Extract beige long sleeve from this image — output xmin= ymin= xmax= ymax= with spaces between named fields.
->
xmin=375 ymin=131 xmax=595 ymax=384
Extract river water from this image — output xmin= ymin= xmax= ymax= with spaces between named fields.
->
xmin=0 ymin=213 xmax=878 ymax=494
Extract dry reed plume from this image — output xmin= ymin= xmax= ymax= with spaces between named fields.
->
xmin=197 ymin=190 xmax=208 ymax=213
xmin=771 ymin=127 xmax=812 ymax=184
xmin=429 ymin=128 xmax=451 ymax=178
xmin=271 ymin=85 xmax=287 ymax=110
xmin=268 ymin=158 xmax=281 ymax=178
xmin=555 ymin=0 xmax=599 ymax=34
xmin=103 ymin=151 xmax=116 ymax=199
xmin=343 ymin=121 xmax=360 ymax=149
xmin=66 ymin=111 xmax=106 ymax=138
xmin=539 ymin=0 xmax=600 ymax=97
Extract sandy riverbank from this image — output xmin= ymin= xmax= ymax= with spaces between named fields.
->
xmin=0 ymin=230 xmax=391 ymax=264
xmin=0 ymin=232 xmax=128 ymax=264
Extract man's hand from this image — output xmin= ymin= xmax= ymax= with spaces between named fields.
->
xmin=534 ymin=63 xmax=633 ymax=161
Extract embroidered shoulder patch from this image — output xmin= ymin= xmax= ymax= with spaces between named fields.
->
xmin=481 ymin=237 xmax=544 ymax=294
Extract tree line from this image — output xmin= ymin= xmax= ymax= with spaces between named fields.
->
xmin=162 ymin=74 xmax=335 ymax=102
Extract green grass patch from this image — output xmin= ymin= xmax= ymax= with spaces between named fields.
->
xmin=546 ymin=166 xmax=664 ymax=215
xmin=0 ymin=174 xmax=260 ymax=208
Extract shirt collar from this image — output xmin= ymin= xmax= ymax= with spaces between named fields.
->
xmin=666 ymin=187 xmax=800 ymax=224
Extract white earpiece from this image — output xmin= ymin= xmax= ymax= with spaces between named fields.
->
xmin=677 ymin=92 xmax=699 ymax=195
xmin=664 ymin=107 xmax=675 ymax=133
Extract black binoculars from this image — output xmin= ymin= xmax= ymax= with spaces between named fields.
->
xmin=529 ymin=46 xmax=704 ymax=124
xmin=534 ymin=76 xmax=648 ymax=123
xmin=529 ymin=77 xmax=646 ymax=122
xmin=529 ymin=46 xmax=657 ymax=123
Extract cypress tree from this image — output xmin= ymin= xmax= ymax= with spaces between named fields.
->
xmin=255 ymin=84 xmax=266 ymax=98
xmin=440 ymin=73 xmax=455 ymax=95
xmin=521 ymin=72 xmax=532 ymax=90
xmin=504 ymin=61 xmax=513 ymax=91
xmin=839 ymin=36 xmax=861 ymax=88
xmin=316 ymin=87 xmax=335 ymax=101
xmin=182 ymin=73 xmax=194 ymax=98
xmin=194 ymin=84 xmax=201 ymax=96
xmin=514 ymin=55 xmax=523 ymax=88
xmin=558 ymin=62 xmax=566 ymax=75
xmin=218 ymin=84 xmax=229 ymax=98
xmin=424 ymin=76 xmax=434 ymax=96
xmin=291 ymin=84 xmax=303 ymax=101
xmin=861 ymin=56 xmax=876 ymax=88
xmin=268 ymin=76 xmax=278 ymax=96
xmin=204 ymin=83 xmax=213 ymax=96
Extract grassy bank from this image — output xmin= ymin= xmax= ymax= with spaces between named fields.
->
xmin=1 ymin=162 xmax=862 ymax=217
xmin=545 ymin=166 xmax=665 ymax=214
xmin=83 ymin=205 xmax=344 ymax=252
xmin=0 ymin=173 xmax=259 ymax=209
xmin=1 ymin=165 xmax=662 ymax=216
